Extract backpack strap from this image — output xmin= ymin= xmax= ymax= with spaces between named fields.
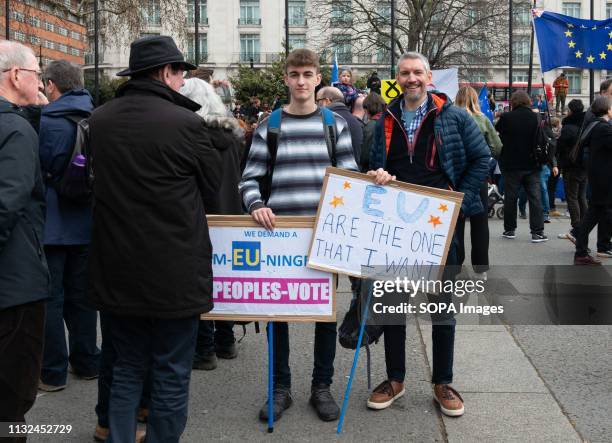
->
xmin=262 ymin=109 xmax=282 ymax=204
xmin=321 ymin=107 xmax=337 ymax=167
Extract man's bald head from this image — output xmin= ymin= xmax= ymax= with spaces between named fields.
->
xmin=317 ymin=86 xmax=345 ymax=103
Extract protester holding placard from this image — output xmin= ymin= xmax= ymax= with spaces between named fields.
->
xmin=367 ymin=52 xmax=490 ymax=416
xmin=239 ymin=48 xmax=358 ymax=423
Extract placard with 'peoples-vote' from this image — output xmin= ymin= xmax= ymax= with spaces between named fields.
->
xmin=307 ymin=168 xmax=464 ymax=280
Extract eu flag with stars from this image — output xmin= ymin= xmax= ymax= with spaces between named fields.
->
xmin=533 ymin=10 xmax=612 ymax=71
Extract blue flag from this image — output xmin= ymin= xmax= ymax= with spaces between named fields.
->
xmin=479 ymin=85 xmax=494 ymax=123
xmin=331 ymin=51 xmax=339 ymax=84
xmin=533 ymin=10 xmax=612 ymax=71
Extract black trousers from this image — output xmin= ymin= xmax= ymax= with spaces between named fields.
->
xmin=563 ymin=169 xmax=588 ymax=230
xmin=503 ymin=169 xmax=544 ymax=234
xmin=575 ymin=204 xmax=612 ymax=256
xmin=456 ymin=181 xmax=489 ymax=273
xmin=0 ymin=301 xmax=46 ymax=443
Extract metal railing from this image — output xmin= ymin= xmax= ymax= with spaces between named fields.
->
xmin=238 ymin=18 xmax=261 ymax=25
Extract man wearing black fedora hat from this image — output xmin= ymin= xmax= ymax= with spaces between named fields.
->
xmin=88 ymin=35 xmax=222 ymax=443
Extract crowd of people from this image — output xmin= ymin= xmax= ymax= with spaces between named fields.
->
xmin=1 ymin=34 xmax=611 ymax=443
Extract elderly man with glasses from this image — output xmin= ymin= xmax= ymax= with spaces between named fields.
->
xmin=0 ymin=40 xmax=49 ymax=436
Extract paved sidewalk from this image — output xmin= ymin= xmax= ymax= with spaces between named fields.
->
xmin=27 ymin=275 xmax=582 ymax=442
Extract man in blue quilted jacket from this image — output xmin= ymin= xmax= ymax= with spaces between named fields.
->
xmin=365 ymin=52 xmax=490 ymax=417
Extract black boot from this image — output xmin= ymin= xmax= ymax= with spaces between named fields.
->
xmin=258 ymin=387 xmax=292 ymax=422
xmin=192 ymin=353 xmax=217 ymax=370
xmin=310 ymin=383 xmax=340 ymax=421
xmin=216 ymin=343 xmax=237 ymax=359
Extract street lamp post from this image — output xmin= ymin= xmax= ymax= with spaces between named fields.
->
xmin=527 ymin=0 xmax=536 ymax=95
xmin=589 ymin=0 xmax=594 ymax=103
xmin=284 ymin=0 xmax=289 ymax=57
xmin=194 ymin=0 xmax=199 ymax=66
xmin=509 ymin=0 xmax=513 ymax=95
xmin=390 ymin=0 xmax=395 ymax=77
xmin=94 ymin=0 xmax=99 ymax=106
xmin=5 ymin=0 xmax=10 ymax=40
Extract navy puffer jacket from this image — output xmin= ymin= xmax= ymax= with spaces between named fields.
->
xmin=370 ymin=92 xmax=490 ymax=216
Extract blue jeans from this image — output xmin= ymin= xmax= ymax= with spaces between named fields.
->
xmin=540 ymin=165 xmax=551 ymax=217
xmin=96 ymin=313 xmax=150 ymax=429
xmin=106 ymin=314 xmax=198 ymax=443
xmin=41 ymin=245 xmax=100 ymax=386
xmin=383 ymin=236 xmax=458 ymax=384
xmin=266 ymin=321 xmax=337 ymax=389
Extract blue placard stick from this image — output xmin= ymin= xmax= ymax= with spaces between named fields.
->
xmin=268 ymin=321 xmax=274 ymax=433
xmin=337 ymin=284 xmax=374 ymax=434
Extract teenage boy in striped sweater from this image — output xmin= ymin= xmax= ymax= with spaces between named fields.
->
xmin=239 ymin=48 xmax=359 ymax=422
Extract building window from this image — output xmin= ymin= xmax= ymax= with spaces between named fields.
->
xmin=288 ymin=0 xmax=306 ymax=26
xmin=187 ymin=0 xmax=208 ymax=25
xmin=186 ymin=35 xmax=208 ymax=62
xmin=512 ymin=70 xmax=529 ymax=83
xmin=467 ymin=39 xmax=487 ymax=61
xmin=332 ymin=34 xmax=352 ymax=64
xmin=70 ymin=47 xmax=80 ymax=56
xmin=30 ymin=35 xmax=41 ymax=45
xmin=562 ymin=2 xmax=580 ymax=18
xmin=607 ymin=3 xmax=612 ymax=18
xmin=57 ymin=26 xmax=68 ymax=36
xmin=375 ymin=2 xmax=391 ymax=25
xmin=513 ymin=4 xmax=530 ymax=26
xmin=465 ymin=72 xmax=487 ymax=83
xmin=566 ymin=71 xmax=581 ymax=94
xmin=13 ymin=30 xmax=26 ymax=41
xmin=44 ymin=21 xmax=54 ymax=32
xmin=64 ymin=0 xmax=71 ymax=7
xmin=331 ymin=1 xmax=352 ymax=26
xmin=240 ymin=33 xmax=260 ymax=62
xmin=512 ymin=38 xmax=530 ymax=64
xmin=58 ymin=43 xmax=68 ymax=53
xmin=71 ymin=30 xmax=80 ymax=40
xmin=12 ymin=11 xmax=25 ymax=22
xmin=239 ymin=0 xmax=261 ymax=25
xmin=139 ymin=32 xmax=160 ymax=39
xmin=28 ymin=16 xmax=41 ymax=27
xmin=288 ymin=34 xmax=306 ymax=49
xmin=466 ymin=9 xmax=482 ymax=26
xmin=376 ymin=38 xmax=391 ymax=63
xmin=44 ymin=40 xmax=55 ymax=50
xmin=142 ymin=0 xmax=161 ymax=25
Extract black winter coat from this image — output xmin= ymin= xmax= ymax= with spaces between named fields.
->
xmin=205 ymin=118 xmax=244 ymax=215
xmin=88 ymin=80 xmax=222 ymax=318
xmin=557 ymin=112 xmax=586 ymax=170
xmin=0 ymin=98 xmax=49 ymax=310
xmin=496 ymin=106 xmax=539 ymax=171
xmin=327 ymin=102 xmax=363 ymax=164
xmin=584 ymin=119 xmax=612 ymax=206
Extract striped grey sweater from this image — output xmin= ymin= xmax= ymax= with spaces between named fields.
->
xmin=239 ymin=108 xmax=358 ymax=215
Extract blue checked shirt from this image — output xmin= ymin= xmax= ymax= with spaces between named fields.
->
xmin=400 ymin=97 xmax=428 ymax=144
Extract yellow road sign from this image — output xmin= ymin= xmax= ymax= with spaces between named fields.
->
xmin=380 ymin=79 xmax=402 ymax=103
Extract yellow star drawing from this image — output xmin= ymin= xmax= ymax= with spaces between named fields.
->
xmin=568 ymin=40 xmax=576 ymax=48
xmin=567 ymin=24 xmax=574 ymax=28
xmin=575 ymin=50 xmax=583 ymax=58
xmin=592 ymin=25 xmax=597 ymax=30
xmin=600 ymin=52 xmax=607 ymax=59
xmin=438 ymin=203 xmax=448 ymax=212
xmin=609 ymin=31 xmax=612 ymax=38
xmin=564 ymin=30 xmax=573 ymax=37
xmin=587 ymin=55 xmax=595 ymax=63
xmin=428 ymin=215 xmax=442 ymax=228
xmin=343 ymin=181 xmax=351 ymax=189
xmin=607 ymin=43 xmax=612 ymax=51
xmin=329 ymin=195 xmax=344 ymax=208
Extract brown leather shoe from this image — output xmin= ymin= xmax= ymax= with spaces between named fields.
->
xmin=93 ymin=424 xmax=109 ymax=442
xmin=367 ymin=380 xmax=405 ymax=410
xmin=433 ymin=384 xmax=465 ymax=417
